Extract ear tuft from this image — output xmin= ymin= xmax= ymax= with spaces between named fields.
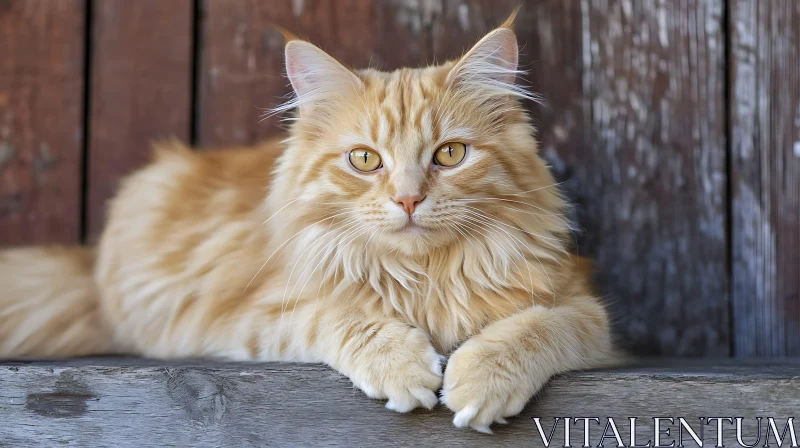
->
xmin=270 ymin=40 xmax=362 ymax=117
xmin=445 ymin=12 xmax=538 ymax=104
xmin=445 ymin=28 xmax=526 ymax=99
xmin=499 ymin=4 xmax=522 ymax=30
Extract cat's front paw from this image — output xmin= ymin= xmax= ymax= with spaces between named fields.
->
xmin=441 ymin=336 xmax=548 ymax=434
xmin=345 ymin=324 xmax=444 ymax=413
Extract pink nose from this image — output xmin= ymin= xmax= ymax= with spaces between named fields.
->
xmin=393 ymin=194 xmax=426 ymax=216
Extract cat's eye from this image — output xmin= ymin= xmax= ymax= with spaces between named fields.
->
xmin=433 ymin=142 xmax=467 ymax=167
xmin=348 ymin=148 xmax=382 ymax=172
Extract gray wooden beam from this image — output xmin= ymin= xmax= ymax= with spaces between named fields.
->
xmin=1 ymin=359 xmax=799 ymax=447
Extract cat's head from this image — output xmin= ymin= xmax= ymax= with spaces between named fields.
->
xmin=268 ymin=16 xmax=569 ymax=258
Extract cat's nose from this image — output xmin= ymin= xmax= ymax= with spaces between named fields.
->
xmin=393 ymin=194 xmax=426 ymax=216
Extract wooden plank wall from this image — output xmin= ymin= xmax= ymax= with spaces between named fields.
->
xmin=730 ymin=0 xmax=800 ymax=356
xmin=0 ymin=0 xmax=797 ymax=357
xmin=85 ymin=0 xmax=194 ymax=240
xmin=0 ymin=0 xmax=85 ymax=245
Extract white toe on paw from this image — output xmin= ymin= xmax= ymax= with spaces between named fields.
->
xmin=452 ymin=405 xmax=479 ymax=428
xmin=385 ymin=395 xmax=418 ymax=413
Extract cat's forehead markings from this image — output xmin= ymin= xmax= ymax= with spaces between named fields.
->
xmin=362 ymin=69 xmax=441 ymax=156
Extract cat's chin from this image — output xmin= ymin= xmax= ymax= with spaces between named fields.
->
xmin=382 ymin=223 xmax=455 ymax=255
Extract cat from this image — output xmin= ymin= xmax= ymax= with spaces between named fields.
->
xmin=0 ymin=12 xmax=615 ymax=433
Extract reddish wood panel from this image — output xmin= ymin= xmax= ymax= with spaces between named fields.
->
xmin=197 ymin=0 xmax=441 ymax=147
xmin=0 ymin=0 xmax=85 ymax=245
xmin=730 ymin=0 xmax=800 ymax=356
xmin=85 ymin=0 xmax=194 ymax=240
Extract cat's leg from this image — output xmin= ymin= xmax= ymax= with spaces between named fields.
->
xmin=255 ymin=304 xmax=445 ymax=413
xmin=440 ymin=295 xmax=616 ymax=433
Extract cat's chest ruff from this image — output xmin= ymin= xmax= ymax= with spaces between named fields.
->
xmin=372 ymin=262 xmax=530 ymax=353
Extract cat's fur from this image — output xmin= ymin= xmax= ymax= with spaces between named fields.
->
xmin=0 ymin=15 xmax=615 ymax=433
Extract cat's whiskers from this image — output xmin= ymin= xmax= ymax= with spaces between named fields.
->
xmin=496 ymin=182 xmax=566 ymax=197
xmin=440 ymin=216 xmax=478 ymax=253
xmin=284 ymin=219 xmax=369 ymax=306
xmin=458 ymin=214 xmax=538 ymax=301
xmin=262 ymin=196 xmax=302 ymax=225
xmin=469 ymin=201 xmax=581 ymax=251
xmin=296 ymin=220 xmax=378 ymax=316
xmin=454 ymin=197 xmax=573 ymax=230
xmin=462 ymin=204 xmax=574 ymax=260
xmin=243 ymin=209 xmax=359 ymax=294
xmin=278 ymin=219 xmax=366 ymax=333
xmin=458 ymin=207 xmax=557 ymax=297
xmin=284 ymin=220 xmax=373 ymax=331
xmin=279 ymin=217 xmax=365 ymax=314
xmin=454 ymin=197 xmax=577 ymax=232
xmin=451 ymin=221 xmax=491 ymax=261
xmin=458 ymin=215 xmax=539 ymax=298
xmin=459 ymin=205 xmax=560 ymax=246
xmin=457 ymin=219 xmax=515 ymax=279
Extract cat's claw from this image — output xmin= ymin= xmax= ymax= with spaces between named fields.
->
xmin=384 ymin=387 xmax=438 ymax=412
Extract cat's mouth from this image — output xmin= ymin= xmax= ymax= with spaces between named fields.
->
xmin=398 ymin=219 xmax=428 ymax=233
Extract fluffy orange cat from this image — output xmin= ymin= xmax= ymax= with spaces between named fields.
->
xmin=0 ymin=15 xmax=615 ymax=433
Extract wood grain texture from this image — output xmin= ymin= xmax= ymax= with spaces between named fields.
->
xmin=0 ymin=0 xmax=85 ymax=245
xmin=85 ymin=0 xmax=193 ymax=241
xmin=574 ymin=0 xmax=729 ymax=356
xmin=197 ymin=0 xmax=452 ymax=147
xmin=1 ymin=359 xmax=798 ymax=447
xmin=730 ymin=0 xmax=800 ymax=357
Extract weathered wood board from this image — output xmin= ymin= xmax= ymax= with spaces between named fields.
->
xmin=1 ymin=359 xmax=798 ymax=447
xmin=0 ymin=0 xmax=85 ymax=245
xmin=730 ymin=0 xmax=800 ymax=357
xmin=573 ymin=0 xmax=729 ymax=356
xmin=85 ymin=0 xmax=194 ymax=241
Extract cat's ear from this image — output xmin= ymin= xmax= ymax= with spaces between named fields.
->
xmin=445 ymin=8 xmax=532 ymax=101
xmin=283 ymin=40 xmax=362 ymax=113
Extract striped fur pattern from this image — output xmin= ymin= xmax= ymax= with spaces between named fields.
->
xmin=0 ymin=18 xmax=615 ymax=433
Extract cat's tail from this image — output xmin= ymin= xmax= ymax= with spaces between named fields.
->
xmin=0 ymin=246 xmax=117 ymax=358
